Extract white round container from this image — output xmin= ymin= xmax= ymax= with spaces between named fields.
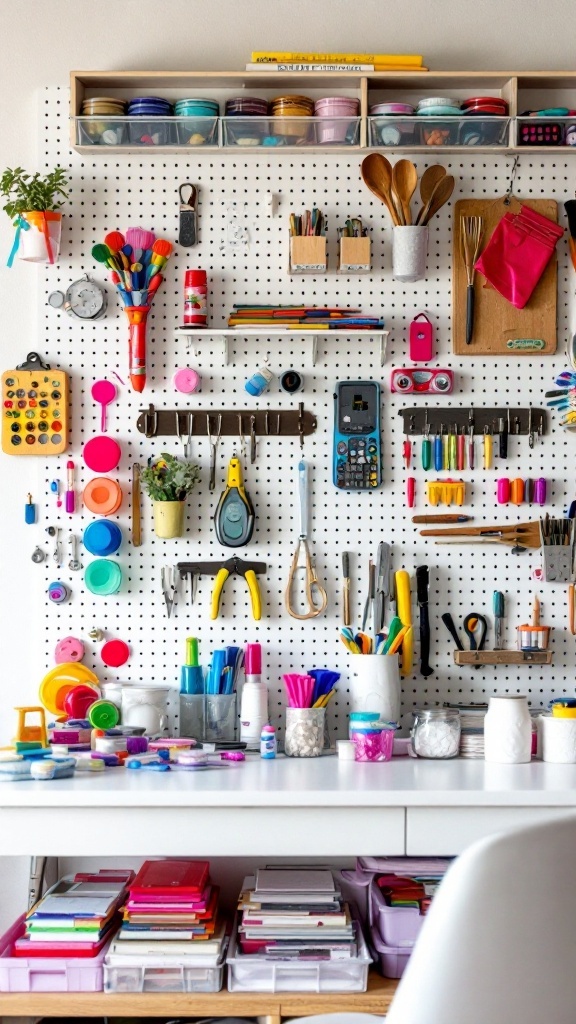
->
xmin=121 ymin=684 xmax=170 ymax=735
xmin=100 ymin=681 xmax=124 ymax=711
xmin=392 ymin=225 xmax=428 ymax=282
xmin=348 ymin=654 xmax=400 ymax=724
xmin=540 ymin=714 xmax=576 ymax=763
xmin=239 ymin=680 xmax=269 ymax=749
xmin=484 ymin=695 xmax=532 ymax=764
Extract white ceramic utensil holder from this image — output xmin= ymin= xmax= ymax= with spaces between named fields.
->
xmin=348 ymin=654 xmax=401 ymax=724
xmin=540 ymin=714 xmax=576 ymax=763
xmin=484 ymin=695 xmax=532 ymax=764
xmin=392 ymin=225 xmax=428 ymax=282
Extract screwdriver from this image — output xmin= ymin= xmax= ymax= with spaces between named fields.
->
xmin=434 ymin=426 xmax=443 ymax=471
xmin=483 ymin=425 xmax=493 ymax=469
xmin=456 ymin=425 xmax=465 ymax=472
xmin=493 ymin=591 xmax=505 ymax=649
xmin=448 ymin=425 xmax=457 ymax=471
xmin=403 ymin=433 xmax=412 ymax=470
xmin=421 ymin=411 xmax=431 ymax=470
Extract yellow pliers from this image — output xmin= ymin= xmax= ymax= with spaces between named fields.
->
xmin=210 ymin=556 xmax=266 ymax=621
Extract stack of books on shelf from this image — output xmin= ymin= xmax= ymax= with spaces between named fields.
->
xmin=228 ymin=304 xmax=385 ymax=330
xmin=105 ymin=858 xmax=226 ymax=966
xmin=246 ymin=51 xmax=427 ymax=72
xmin=13 ymin=869 xmax=133 ymax=957
xmin=236 ymin=867 xmax=358 ymax=960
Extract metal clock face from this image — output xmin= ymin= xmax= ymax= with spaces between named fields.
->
xmin=48 ymin=275 xmax=107 ymax=320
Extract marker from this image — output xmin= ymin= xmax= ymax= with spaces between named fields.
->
xmin=65 ymin=460 xmax=75 ymax=514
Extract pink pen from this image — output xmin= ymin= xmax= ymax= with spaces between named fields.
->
xmin=65 ymin=460 xmax=76 ymax=514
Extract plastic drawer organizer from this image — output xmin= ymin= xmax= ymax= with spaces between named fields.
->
xmin=226 ymin=921 xmax=371 ymax=993
xmin=104 ymin=950 xmax=226 ymax=994
xmin=0 ymin=916 xmax=107 ymax=993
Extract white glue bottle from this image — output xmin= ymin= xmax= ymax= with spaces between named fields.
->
xmin=240 ymin=643 xmax=268 ymax=749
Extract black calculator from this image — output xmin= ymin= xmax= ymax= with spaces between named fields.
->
xmin=333 ymin=381 xmax=382 ymax=490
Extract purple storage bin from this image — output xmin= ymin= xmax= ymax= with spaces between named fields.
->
xmin=371 ymin=925 xmax=412 ymax=979
xmin=371 ymin=882 xmax=424 ymax=947
xmin=0 ymin=915 xmax=107 ymax=992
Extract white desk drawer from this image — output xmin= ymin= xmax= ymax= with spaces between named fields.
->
xmin=406 ymin=807 xmax=576 ymax=855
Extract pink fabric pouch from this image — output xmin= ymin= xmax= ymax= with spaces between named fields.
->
xmin=475 ymin=204 xmax=564 ymax=309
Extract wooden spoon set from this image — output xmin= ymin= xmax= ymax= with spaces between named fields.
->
xmin=361 ymin=155 xmax=455 ymax=226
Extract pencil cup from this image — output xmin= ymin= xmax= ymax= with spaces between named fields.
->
xmin=284 ymin=707 xmax=325 ymax=757
xmin=540 ymin=715 xmax=576 ymax=763
xmin=204 ymin=694 xmax=237 ymax=742
xmin=179 ymin=694 xmax=204 ymax=741
xmin=392 ymin=226 xmax=428 ymax=282
xmin=348 ymin=654 xmax=401 ymax=725
xmin=289 ymin=236 xmax=327 ymax=274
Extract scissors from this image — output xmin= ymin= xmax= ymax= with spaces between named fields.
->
xmin=441 ymin=612 xmax=487 ymax=657
xmin=161 ymin=565 xmax=177 ymax=618
xmin=285 ymin=459 xmax=327 ymax=620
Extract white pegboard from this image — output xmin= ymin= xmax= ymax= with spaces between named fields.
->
xmin=32 ymin=86 xmax=576 ymax=738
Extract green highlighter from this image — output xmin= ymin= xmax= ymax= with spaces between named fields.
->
xmin=180 ymin=637 xmax=204 ymax=695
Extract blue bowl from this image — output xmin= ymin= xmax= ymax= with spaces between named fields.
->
xmin=83 ymin=519 xmax=122 ymax=557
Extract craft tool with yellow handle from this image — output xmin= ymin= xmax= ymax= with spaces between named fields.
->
xmin=214 ymin=454 xmax=255 ymax=547
xmin=394 ymin=569 xmax=413 ymax=676
xmin=212 ymin=557 xmax=263 ymax=621
xmin=483 ymin=425 xmax=493 ymax=469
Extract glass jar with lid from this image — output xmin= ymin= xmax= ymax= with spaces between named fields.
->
xmin=411 ymin=707 xmax=461 ymax=759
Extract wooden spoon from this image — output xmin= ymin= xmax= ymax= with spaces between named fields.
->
xmin=416 ymin=165 xmax=447 ymax=224
xmin=361 ymin=154 xmax=401 ymax=226
xmin=419 ymin=174 xmax=455 ymax=225
xmin=392 ymin=159 xmax=418 ymax=226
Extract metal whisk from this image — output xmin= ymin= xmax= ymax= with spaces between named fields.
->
xmin=460 ymin=216 xmax=484 ymax=346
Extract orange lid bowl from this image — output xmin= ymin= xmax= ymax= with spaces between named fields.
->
xmin=83 ymin=477 xmax=122 ymax=516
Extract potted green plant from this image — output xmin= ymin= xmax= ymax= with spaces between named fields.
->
xmin=141 ymin=453 xmax=201 ymax=539
xmin=1 ymin=165 xmax=69 ymax=265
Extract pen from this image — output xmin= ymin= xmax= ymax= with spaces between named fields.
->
xmin=493 ymin=591 xmax=505 ymax=649
xmin=342 ymin=552 xmax=351 ymax=626
xmin=65 ymin=460 xmax=75 ymax=514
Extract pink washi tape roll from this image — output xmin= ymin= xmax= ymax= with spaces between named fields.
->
xmin=173 ymin=367 xmax=201 ymax=393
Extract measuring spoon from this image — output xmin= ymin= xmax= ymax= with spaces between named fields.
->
xmin=68 ymin=534 xmax=82 ymax=572
xmin=392 ymin=159 xmax=418 ymax=226
xmin=91 ymin=379 xmax=117 ymax=432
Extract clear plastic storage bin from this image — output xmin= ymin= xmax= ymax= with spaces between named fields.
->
xmin=0 ymin=916 xmax=107 ymax=992
xmin=368 ymin=116 xmax=510 ymax=148
xmin=226 ymin=921 xmax=371 ymax=993
xmin=104 ymin=950 xmax=226 ymax=993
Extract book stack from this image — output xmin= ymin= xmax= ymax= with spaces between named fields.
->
xmin=228 ymin=305 xmax=385 ymax=330
xmin=107 ymin=859 xmax=225 ymax=961
xmin=13 ymin=869 xmax=133 ymax=957
xmin=236 ymin=868 xmax=357 ymax=960
xmin=246 ymin=52 xmax=427 ymax=72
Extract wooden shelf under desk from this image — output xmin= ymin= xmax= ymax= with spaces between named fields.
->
xmin=453 ymin=649 xmax=553 ymax=666
xmin=0 ymin=970 xmax=398 ymax=1019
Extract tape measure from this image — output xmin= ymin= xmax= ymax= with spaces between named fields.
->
xmin=214 ymin=456 xmax=255 ymax=547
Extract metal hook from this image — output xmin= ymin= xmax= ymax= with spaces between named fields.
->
xmin=503 ymin=155 xmax=519 ymax=206
xmin=237 ymin=414 xmax=245 ymax=457
xmin=145 ymin=403 xmax=158 ymax=438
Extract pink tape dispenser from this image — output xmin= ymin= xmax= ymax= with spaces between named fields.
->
xmin=409 ymin=313 xmax=434 ymax=362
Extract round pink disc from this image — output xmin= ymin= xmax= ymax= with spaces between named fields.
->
xmin=55 ymin=636 xmax=85 ymax=664
xmin=83 ymin=436 xmax=122 ymax=473
xmin=101 ymin=638 xmax=130 ymax=668
xmin=173 ymin=367 xmax=200 ymax=393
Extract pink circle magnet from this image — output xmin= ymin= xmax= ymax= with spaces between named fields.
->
xmin=82 ymin=436 xmax=121 ymax=473
xmin=173 ymin=367 xmax=201 ymax=394
xmin=55 ymin=636 xmax=85 ymax=663
xmin=100 ymin=638 xmax=130 ymax=668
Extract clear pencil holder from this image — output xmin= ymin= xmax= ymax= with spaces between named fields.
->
xmin=284 ymin=707 xmax=325 ymax=757
xmin=204 ymin=694 xmax=237 ymax=742
xmin=392 ymin=225 xmax=428 ymax=282
xmin=179 ymin=694 xmax=204 ymax=741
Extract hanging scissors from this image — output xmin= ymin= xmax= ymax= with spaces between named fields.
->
xmin=285 ymin=459 xmax=328 ymax=620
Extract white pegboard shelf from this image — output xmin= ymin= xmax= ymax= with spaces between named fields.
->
xmin=174 ymin=327 xmax=389 ymax=366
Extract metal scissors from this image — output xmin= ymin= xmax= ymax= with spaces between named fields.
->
xmin=285 ymin=459 xmax=327 ymax=620
xmin=161 ymin=565 xmax=177 ymax=618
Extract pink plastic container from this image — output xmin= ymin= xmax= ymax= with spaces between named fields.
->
xmin=0 ymin=916 xmax=107 ymax=992
xmin=314 ymin=97 xmax=359 ymax=143
xmin=352 ymin=725 xmax=394 ymax=762
xmin=371 ymin=881 xmax=424 ymax=947
xmin=371 ymin=925 xmax=412 ymax=979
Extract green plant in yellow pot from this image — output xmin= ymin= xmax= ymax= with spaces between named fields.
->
xmin=141 ymin=453 xmax=201 ymax=539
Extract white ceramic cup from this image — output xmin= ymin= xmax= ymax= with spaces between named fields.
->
xmin=392 ymin=225 xmax=428 ymax=282
xmin=121 ymin=685 xmax=169 ymax=735
xmin=348 ymin=654 xmax=401 ymax=724
xmin=484 ymin=695 xmax=532 ymax=764
xmin=540 ymin=714 xmax=576 ymax=763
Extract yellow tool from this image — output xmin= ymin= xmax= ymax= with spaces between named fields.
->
xmin=285 ymin=459 xmax=327 ymax=619
xmin=427 ymin=479 xmax=466 ymax=507
xmin=569 ymin=583 xmax=575 ymax=636
xmin=210 ymin=556 xmax=264 ymax=621
xmin=483 ymin=426 xmax=493 ymax=469
xmin=394 ymin=569 xmax=413 ymax=676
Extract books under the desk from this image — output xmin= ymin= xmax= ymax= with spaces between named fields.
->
xmin=237 ymin=868 xmax=358 ymax=959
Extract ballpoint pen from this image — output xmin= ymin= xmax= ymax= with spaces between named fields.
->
xmin=493 ymin=590 xmax=505 ymax=649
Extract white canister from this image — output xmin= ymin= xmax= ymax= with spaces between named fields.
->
xmin=484 ymin=695 xmax=532 ymax=764
xmin=392 ymin=225 xmax=428 ymax=282
xmin=121 ymin=685 xmax=170 ymax=735
xmin=348 ymin=654 xmax=401 ymax=724
xmin=540 ymin=714 xmax=576 ymax=763
xmin=239 ymin=681 xmax=269 ymax=749
xmin=100 ymin=681 xmax=123 ymax=711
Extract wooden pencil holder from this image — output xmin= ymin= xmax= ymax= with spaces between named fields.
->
xmin=289 ymin=236 xmax=327 ymax=274
xmin=338 ymin=236 xmax=371 ymax=274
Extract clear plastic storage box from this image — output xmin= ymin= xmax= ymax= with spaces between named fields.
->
xmin=104 ymin=948 xmax=226 ymax=993
xmin=226 ymin=921 xmax=371 ymax=993
xmin=0 ymin=915 xmax=107 ymax=992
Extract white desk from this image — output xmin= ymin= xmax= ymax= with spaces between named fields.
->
xmin=2 ymin=756 xmax=576 ymax=857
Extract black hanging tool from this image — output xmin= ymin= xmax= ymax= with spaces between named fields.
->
xmin=178 ymin=183 xmax=198 ymax=247
xmin=416 ymin=565 xmax=434 ymax=677
xmin=441 ymin=612 xmax=464 ymax=651
xmin=214 ymin=455 xmax=255 ymax=547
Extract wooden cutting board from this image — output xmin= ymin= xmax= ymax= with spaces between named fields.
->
xmin=452 ymin=196 xmax=558 ymax=355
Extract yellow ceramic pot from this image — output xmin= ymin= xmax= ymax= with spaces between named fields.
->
xmin=153 ymin=500 xmax=185 ymax=539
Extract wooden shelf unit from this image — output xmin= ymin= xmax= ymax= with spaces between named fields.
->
xmin=69 ymin=69 xmax=576 ymax=154
xmin=0 ymin=970 xmax=397 ymax=1020
xmin=453 ymin=650 xmax=553 ymax=666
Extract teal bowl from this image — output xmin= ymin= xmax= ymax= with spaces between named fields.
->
xmin=84 ymin=558 xmax=122 ymax=596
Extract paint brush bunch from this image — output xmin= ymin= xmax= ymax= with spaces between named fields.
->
xmin=92 ymin=227 xmax=173 ymax=308
xmin=339 ymin=617 xmax=413 ymax=655
xmin=283 ymin=669 xmax=339 ymax=709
